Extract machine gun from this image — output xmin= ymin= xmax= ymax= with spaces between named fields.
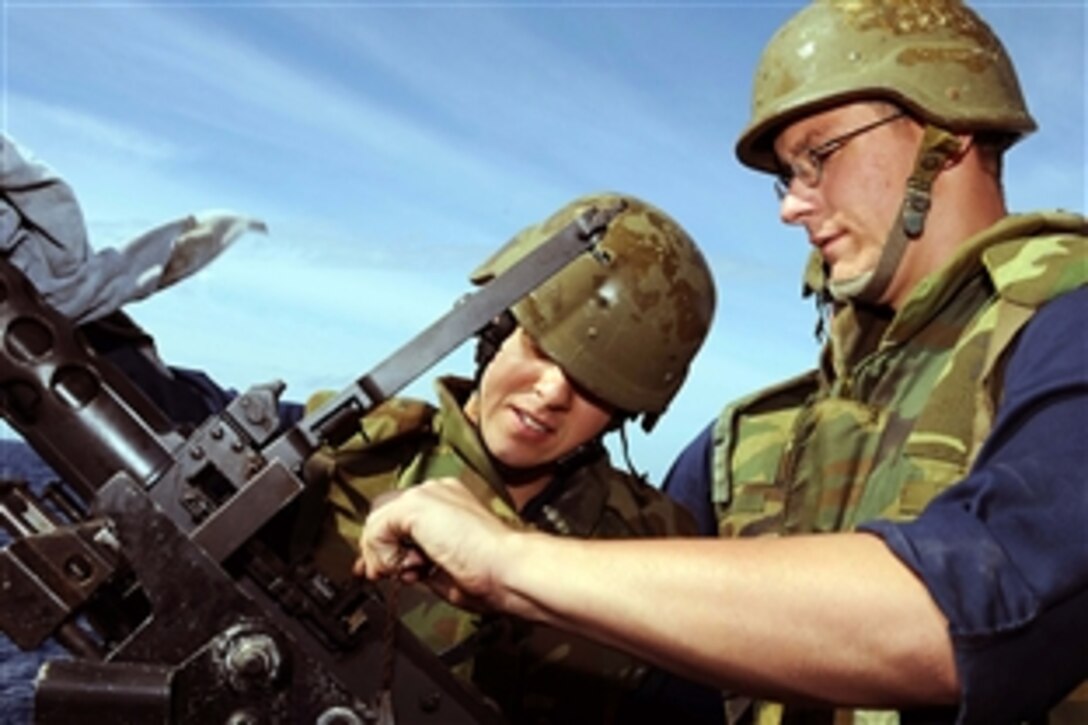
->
xmin=0 ymin=207 xmax=617 ymax=723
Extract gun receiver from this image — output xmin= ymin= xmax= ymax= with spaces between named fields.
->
xmin=0 ymin=205 xmax=618 ymax=723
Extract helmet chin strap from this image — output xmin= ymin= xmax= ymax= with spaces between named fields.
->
xmin=828 ymin=124 xmax=962 ymax=305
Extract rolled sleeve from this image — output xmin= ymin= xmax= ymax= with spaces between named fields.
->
xmin=862 ymin=287 xmax=1088 ymax=722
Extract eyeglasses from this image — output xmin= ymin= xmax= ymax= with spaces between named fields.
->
xmin=773 ymin=111 xmax=906 ymax=199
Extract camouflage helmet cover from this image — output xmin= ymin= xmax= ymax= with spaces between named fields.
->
xmin=736 ymin=0 xmax=1037 ymax=173
xmin=470 ymin=193 xmax=716 ymax=422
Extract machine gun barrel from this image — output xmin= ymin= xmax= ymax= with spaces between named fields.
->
xmin=0 ymin=263 xmax=184 ymax=503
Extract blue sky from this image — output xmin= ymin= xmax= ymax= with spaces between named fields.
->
xmin=2 ymin=1 xmax=1085 ymax=484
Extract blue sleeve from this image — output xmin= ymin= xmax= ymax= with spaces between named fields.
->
xmin=662 ymin=420 xmax=718 ymax=536
xmin=861 ymin=286 xmax=1088 ymax=723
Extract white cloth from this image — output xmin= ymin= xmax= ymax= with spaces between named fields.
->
xmin=0 ymin=133 xmax=266 ymax=322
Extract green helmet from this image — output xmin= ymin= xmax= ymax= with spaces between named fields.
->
xmin=736 ymin=0 xmax=1037 ymax=173
xmin=471 ymin=193 xmax=716 ymax=430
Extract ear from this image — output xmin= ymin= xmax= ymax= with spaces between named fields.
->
xmin=944 ymin=133 xmax=975 ymax=168
xmin=462 ymin=391 xmax=482 ymax=426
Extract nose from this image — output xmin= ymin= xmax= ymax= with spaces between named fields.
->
xmin=534 ymin=363 xmax=573 ymax=409
xmin=778 ymin=183 xmax=816 ymax=226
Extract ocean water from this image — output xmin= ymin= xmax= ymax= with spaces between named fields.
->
xmin=1 ymin=441 xmax=72 ymax=724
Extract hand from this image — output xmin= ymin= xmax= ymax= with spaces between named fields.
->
xmin=354 ymin=477 xmax=517 ymax=611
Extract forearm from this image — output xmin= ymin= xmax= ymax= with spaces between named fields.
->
xmin=498 ymin=531 xmax=959 ymax=707
xmin=360 ymin=479 xmax=959 ymax=707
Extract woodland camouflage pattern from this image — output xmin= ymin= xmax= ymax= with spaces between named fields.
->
xmin=736 ymin=0 xmax=1036 ymax=173
xmin=711 ymin=212 xmax=1087 ymax=723
xmin=471 ymin=192 xmax=716 ymax=426
xmin=297 ymin=376 xmax=699 ymax=724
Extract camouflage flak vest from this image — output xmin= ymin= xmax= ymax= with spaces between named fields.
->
xmin=299 ymin=376 xmax=701 ymax=725
xmin=710 ymin=213 xmax=1087 ymax=725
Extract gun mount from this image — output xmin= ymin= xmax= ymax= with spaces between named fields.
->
xmin=0 ymin=206 xmax=619 ymax=723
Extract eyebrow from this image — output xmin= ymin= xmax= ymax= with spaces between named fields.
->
xmin=777 ymin=127 xmax=823 ymax=162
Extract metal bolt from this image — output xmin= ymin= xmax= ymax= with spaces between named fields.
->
xmin=222 ymin=632 xmax=282 ymax=692
xmin=63 ymin=555 xmax=92 ymax=582
xmin=316 ymin=706 xmax=364 ymax=725
xmin=226 ymin=710 xmax=259 ymax=725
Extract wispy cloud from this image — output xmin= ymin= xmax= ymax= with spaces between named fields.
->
xmin=4 ymin=1 xmax=1082 ymax=484
xmin=6 ymin=94 xmax=181 ymax=163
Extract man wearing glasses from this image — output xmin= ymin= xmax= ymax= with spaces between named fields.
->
xmin=357 ymin=2 xmax=1087 ymax=723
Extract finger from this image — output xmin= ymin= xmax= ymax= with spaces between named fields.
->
xmin=354 ymin=533 xmax=402 ymax=579
xmin=425 ymin=570 xmax=488 ymax=613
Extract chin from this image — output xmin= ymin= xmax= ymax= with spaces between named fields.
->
xmin=512 ymin=452 xmax=555 ymax=468
xmin=489 ymin=445 xmax=537 ymax=469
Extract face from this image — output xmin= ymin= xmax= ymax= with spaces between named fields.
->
xmin=773 ymin=102 xmax=924 ymax=306
xmin=468 ymin=327 xmax=613 ymax=470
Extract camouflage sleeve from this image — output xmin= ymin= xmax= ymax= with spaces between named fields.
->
xmin=297 ymin=393 xmax=437 ymax=582
xmin=603 ymin=465 xmax=700 ymax=538
xmin=634 ymin=481 xmax=699 ymax=536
